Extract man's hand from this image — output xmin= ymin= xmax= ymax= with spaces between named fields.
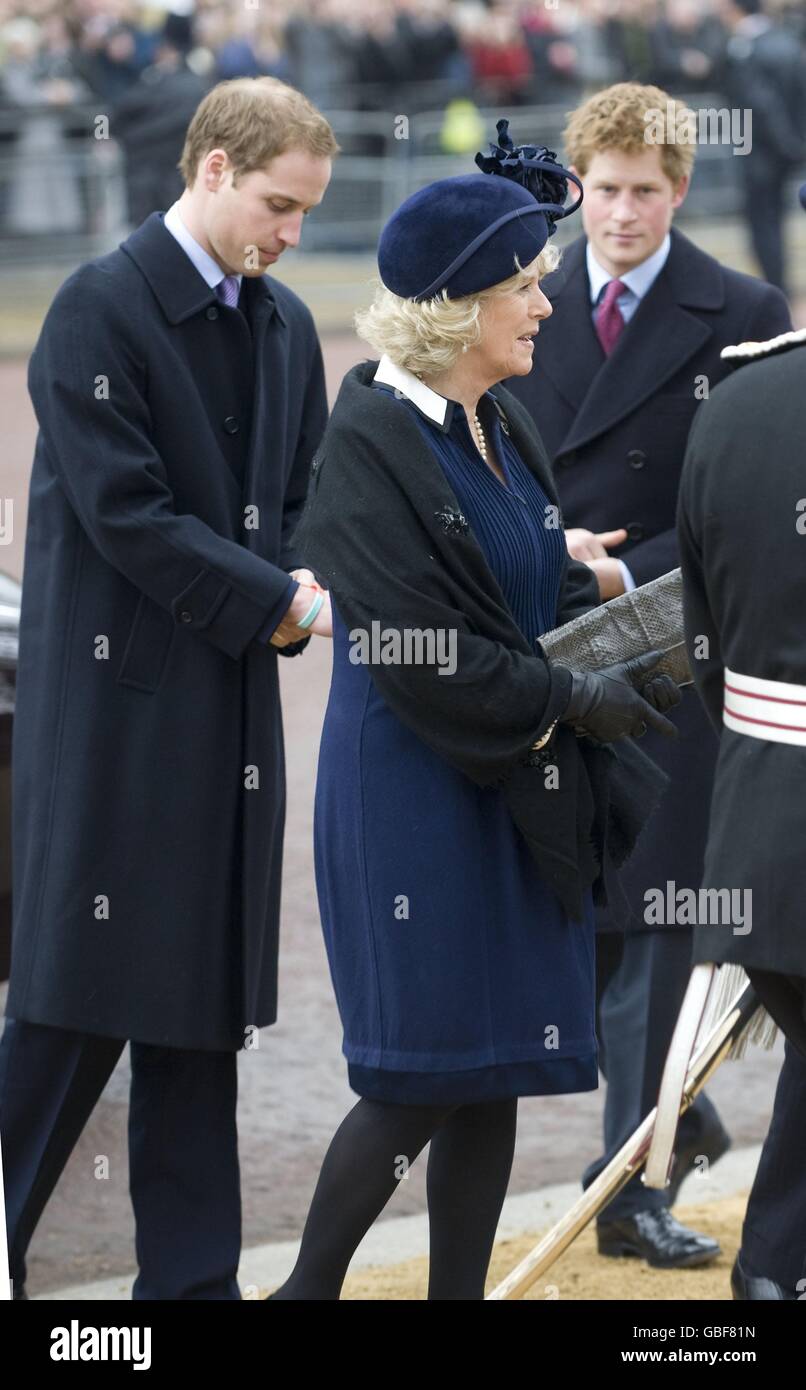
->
xmin=586 ymin=556 xmax=627 ymax=601
xmin=565 ymin=527 xmax=627 ymax=561
xmin=269 ymin=569 xmax=332 ymax=647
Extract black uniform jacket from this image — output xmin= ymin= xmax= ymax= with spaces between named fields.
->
xmin=678 ymin=329 xmax=806 ymax=978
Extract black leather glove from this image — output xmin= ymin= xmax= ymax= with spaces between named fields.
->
xmin=558 ymin=650 xmax=681 ymax=743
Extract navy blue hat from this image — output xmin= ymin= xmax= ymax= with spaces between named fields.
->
xmin=377 ymin=118 xmax=583 ymax=302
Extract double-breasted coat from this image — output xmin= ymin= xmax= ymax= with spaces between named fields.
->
xmin=6 ymin=211 xmax=328 ymax=1050
xmin=505 ymin=226 xmax=791 ymax=930
xmin=678 ymin=331 xmax=806 ymax=979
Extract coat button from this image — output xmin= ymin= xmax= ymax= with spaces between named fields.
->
xmin=559 ymin=451 xmax=575 ymax=468
xmin=179 ymin=610 xmax=193 ymax=623
xmin=223 ymin=416 xmax=239 ymax=434
xmin=206 ymin=306 xmax=219 ymax=320
xmin=626 ymin=521 xmax=644 ymax=541
xmin=627 ymin=449 xmax=647 ymax=469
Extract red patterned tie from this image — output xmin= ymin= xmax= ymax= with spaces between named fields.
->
xmin=595 ymin=278 xmax=627 ymax=355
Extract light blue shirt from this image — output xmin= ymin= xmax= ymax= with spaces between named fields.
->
xmin=163 ymin=201 xmax=243 ymax=296
xmin=586 ymin=232 xmax=671 ymax=328
xmin=586 ymin=233 xmax=671 ymax=593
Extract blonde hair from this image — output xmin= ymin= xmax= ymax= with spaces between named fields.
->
xmin=179 ymin=76 xmax=340 ymax=187
xmin=563 ymin=82 xmax=696 ymax=185
xmin=355 ymin=242 xmax=561 ymax=376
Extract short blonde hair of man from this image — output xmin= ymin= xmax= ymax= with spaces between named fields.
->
xmin=354 ymin=243 xmax=561 ymax=377
xmin=179 ymin=76 xmax=340 ymax=187
xmin=563 ymin=82 xmax=696 ymax=186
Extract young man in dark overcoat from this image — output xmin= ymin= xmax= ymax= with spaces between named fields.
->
xmin=0 ymin=76 xmax=335 ymax=1300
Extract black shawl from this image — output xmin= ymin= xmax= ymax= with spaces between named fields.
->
xmin=295 ymin=359 xmax=668 ymax=923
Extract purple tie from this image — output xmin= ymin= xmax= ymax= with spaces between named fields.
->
xmin=216 ymin=275 xmax=240 ymax=308
xmin=595 ymin=278 xmax=627 ymax=355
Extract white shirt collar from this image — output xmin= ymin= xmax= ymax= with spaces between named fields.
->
xmin=373 ymin=354 xmax=455 ymax=431
xmin=587 ymin=231 xmax=671 ymax=306
xmin=163 ymin=201 xmax=243 ymax=293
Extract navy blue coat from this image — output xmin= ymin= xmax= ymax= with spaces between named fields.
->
xmin=7 ymin=212 xmax=327 ymax=1048
xmin=506 ymin=226 xmax=791 ymax=930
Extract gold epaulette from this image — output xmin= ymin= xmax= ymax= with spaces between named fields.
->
xmin=721 ymin=327 xmax=806 ymax=366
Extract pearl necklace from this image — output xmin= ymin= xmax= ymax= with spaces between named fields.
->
xmin=414 ymin=371 xmax=487 ymax=460
xmin=472 ymin=410 xmax=487 ymax=460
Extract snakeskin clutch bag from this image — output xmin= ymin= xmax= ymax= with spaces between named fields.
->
xmin=539 ymin=567 xmax=692 ymax=687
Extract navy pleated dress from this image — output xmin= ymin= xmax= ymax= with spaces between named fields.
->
xmin=313 ymin=372 xmax=598 ymax=1105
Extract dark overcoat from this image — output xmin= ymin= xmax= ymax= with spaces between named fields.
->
xmin=6 ymin=211 xmax=327 ymax=1049
xmin=505 ymin=225 xmax=791 ymax=930
xmin=296 ymin=360 xmax=670 ymax=929
xmin=677 ymin=333 xmax=806 ymax=978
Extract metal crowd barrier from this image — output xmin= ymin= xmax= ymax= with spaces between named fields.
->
xmin=0 ymin=94 xmax=788 ymax=265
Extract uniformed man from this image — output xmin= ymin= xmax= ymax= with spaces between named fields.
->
xmin=678 ymin=272 xmax=806 ymax=1298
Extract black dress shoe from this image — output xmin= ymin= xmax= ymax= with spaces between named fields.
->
xmin=597 ymin=1208 xmax=721 ymax=1268
xmin=668 ymin=1125 xmax=732 ymax=1208
xmin=731 ymin=1253 xmax=796 ymax=1301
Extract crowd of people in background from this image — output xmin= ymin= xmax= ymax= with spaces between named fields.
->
xmin=1 ymin=0 xmax=806 ymax=112
xmin=1 ymin=0 xmax=806 ymax=276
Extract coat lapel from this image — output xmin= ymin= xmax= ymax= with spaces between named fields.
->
xmin=121 ymin=213 xmax=290 ymax=524
xmin=537 ymin=227 xmax=725 ymax=456
xmin=121 ymin=212 xmax=286 ymax=330
xmin=533 ymin=237 xmax=603 ymax=416
xmin=121 ymin=212 xmax=219 ymax=323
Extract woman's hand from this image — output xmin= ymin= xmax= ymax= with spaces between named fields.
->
xmin=559 ymin=650 xmax=681 ymax=743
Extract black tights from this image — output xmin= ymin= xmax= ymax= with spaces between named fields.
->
xmin=270 ymin=1094 xmax=518 ymax=1300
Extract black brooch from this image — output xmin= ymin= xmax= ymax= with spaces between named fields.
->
xmin=520 ymin=744 xmax=556 ymax=771
xmin=435 ymin=506 xmax=469 ymax=535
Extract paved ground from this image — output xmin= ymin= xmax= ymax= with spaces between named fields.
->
xmin=0 ymin=237 xmax=803 ymax=1296
xmin=38 ymin=1145 xmax=767 ymax=1300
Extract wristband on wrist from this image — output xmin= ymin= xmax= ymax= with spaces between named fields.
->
xmin=297 ymin=590 xmax=324 ymax=629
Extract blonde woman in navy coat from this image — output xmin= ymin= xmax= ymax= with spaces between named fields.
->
xmin=269 ymin=124 xmax=680 ymax=1301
